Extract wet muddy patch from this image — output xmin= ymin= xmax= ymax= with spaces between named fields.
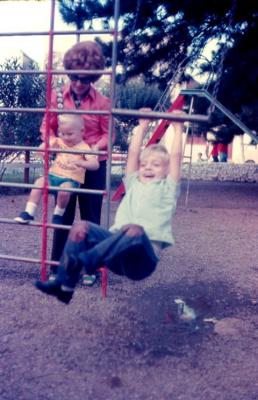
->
xmin=119 ymin=280 xmax=258 ymax=360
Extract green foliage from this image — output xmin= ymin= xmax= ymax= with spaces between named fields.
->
xmin=58 ymin=0 xmax=104 ymax=29
xmin=0 ymin=58 xmax=46 ymax=162
xmin=116 ymin=78 xmax=165 ymax=110
xmin=57 ymin=0 xmax=258 ymax=141
xmin=216 ymin=21 xmax=258 ymax=134
xmin=57 ymin=1 xmax=257 ymax=85
xmin=59 ymin=1 xmax=249 ymax=83
xmin=114 ymin=79 xmax=165 ymax=151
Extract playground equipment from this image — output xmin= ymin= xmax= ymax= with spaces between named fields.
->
xmin=0 ymin=0 xmax=255 ymax=297
xmin=0 ymin=0 xmax=120 ymax=297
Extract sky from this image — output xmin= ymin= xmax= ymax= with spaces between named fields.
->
xmin=0 ymin=0 xmax=216 ymax=80
xmin=0 ymin=0 xmax=108 ymax=67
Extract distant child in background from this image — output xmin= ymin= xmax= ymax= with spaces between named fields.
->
xmin=35 ymin=110 xmax=185 ymax=304
xmin=15 ymin=114 xmax=99 ymax=225
xmin=197 ymin=152 xmax=205 ymax=163
xmin=218 ymin=143 xmax=228 ymax=162
xmin=210 ymin=142 xmax=219 ymax=162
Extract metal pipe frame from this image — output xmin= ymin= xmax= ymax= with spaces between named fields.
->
xmin=0 ymin=253 xmax=59 ymax=267
xmin=0 ymin=216 xmax=70 ymax=231
xmin=0 ymin=30 xmax=115 ymax=37
xmin=0 ymin=107 xmax=110 ymax=114
xmin=183 ymin=96 xmax=195 ymax=209
xmin=0 ymin=144 xmax=106 ymax=156
xmin=0 ymin=0 xmax=122 ymax=275
xmin=103 ymin=0 xmax=120 ymax=228
xmin=0 ymin=181 xmax=105 ymax=195
xmin=39 ymin=0 xmax=55 ymax=280
xmin=0 ymin=106 xmax=210 ymax=123
xmin=0 ymin=69 xmax=112 ymax=76
xmin=0 ymin=0 xmax=211 ymax=273
xmin=111 ymin=108 xmax=209 ymax=123
xmin=180 ymin=88 xmax=257 ymax=142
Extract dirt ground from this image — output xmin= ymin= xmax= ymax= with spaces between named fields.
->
xmin=1 ymin=180 xmax=258 ymax=400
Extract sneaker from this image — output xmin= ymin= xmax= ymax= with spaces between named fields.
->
xmin=51 ymin=214 xmax=63 ymax=225
xmin=82 ymin=274 xmax=97 ymax=287
xmin=34 ymin=280 xmax=73 ymax=304
xmin=14 ymin=211 xmax=34 ymax=224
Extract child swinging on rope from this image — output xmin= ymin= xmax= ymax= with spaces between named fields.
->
xmin=35 ymin=110 xmax=185 ymax=304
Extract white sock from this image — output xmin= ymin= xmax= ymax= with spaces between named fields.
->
xmin=53 ymin=205 xmax=66 ymax=216
xmin=25 ymin=202 xmax=37 ymax=216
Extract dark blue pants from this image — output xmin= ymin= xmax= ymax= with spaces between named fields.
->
xmin=51 ymin=160 xmax=106 ymax=268
xmin=57 ymin=223 xmax=158 ymax=288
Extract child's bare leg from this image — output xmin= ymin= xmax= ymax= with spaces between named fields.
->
xmin=53 ymin=182 xmax=72 ymax=215
xmin=56 ymin=182 xmax=73 ymax=209
xmin=52 ymin=182 xmax=73 ymax=224
xmin=28 ymin=176 xmax=44 ymax=205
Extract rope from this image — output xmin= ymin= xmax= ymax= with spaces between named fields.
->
xmin=131 ymin=0 xmax=142 ymax=33
xmin=209 ymin=0 xmax=237 ymax=114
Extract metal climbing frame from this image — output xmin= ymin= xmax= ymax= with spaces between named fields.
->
xmin=0 ymin=0 xmax=210 ymax=284
xmin=0 ymin=0 xmax=120 ymax=282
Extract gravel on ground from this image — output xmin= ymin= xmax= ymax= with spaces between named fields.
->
xmin=0 ymin=180 xmax=258 ymax=400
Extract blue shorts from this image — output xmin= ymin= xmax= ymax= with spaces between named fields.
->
xmin=48 ymin=174 xmax=80 ymax=189
xmin=219 ymin=152 xmax=228 ymax=162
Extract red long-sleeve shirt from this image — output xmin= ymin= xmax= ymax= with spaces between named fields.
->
xmin=211 ymin=143 xmax=219 ymax=157
xmin=218 ymin=143 xmax=228 ymax=154
xmin=40 ymin=84 xmax=111 ymax=161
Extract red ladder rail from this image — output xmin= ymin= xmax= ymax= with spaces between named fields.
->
xmin=98 ymin=266 xmax=108 ymax=298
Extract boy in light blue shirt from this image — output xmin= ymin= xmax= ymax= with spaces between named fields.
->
xmin=35 ymin=110 xmax=184 ymax=304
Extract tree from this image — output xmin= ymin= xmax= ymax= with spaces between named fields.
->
xmin=215 ymin=19 xmax=258 ymax=133
xmin=58 ymin=0 xmax=97 ymax=41
xmin=0 ymin=58 xmax=46 ymax=171
xmin=58 ymin=1 xmax=258 ymax=141
xmin=114 ymin=78 xmax=165 ymax=151
xmin=59 ymin=2 xmax=248 ymax=78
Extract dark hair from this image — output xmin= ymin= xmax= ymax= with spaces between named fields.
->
xmin=63 ymin=41 xmax=105 ymax=82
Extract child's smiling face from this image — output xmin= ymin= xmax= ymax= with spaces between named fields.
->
xmin=138 ymin=152 xmax=169 ymax=184
xmin=57 ymin=115 xmax=84 ymax=147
